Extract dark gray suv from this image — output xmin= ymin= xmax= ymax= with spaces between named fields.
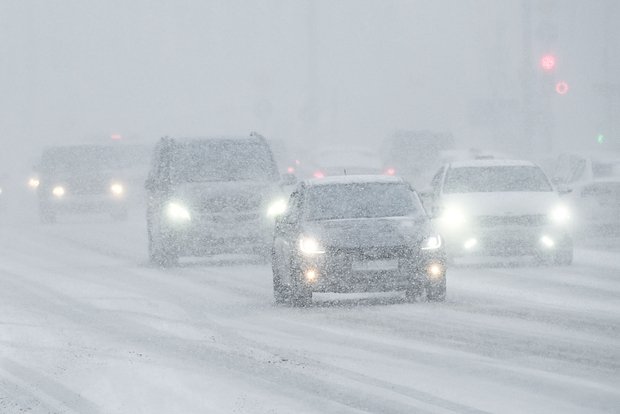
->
xmin=146 ymin=134 xmax=289 ymax=266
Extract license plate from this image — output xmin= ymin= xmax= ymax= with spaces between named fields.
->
xmin=352 ymin=259 xmax=399 ymax=271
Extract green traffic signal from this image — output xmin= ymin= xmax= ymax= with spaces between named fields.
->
xmin=597 ymin=134 xmax=605 ymax=144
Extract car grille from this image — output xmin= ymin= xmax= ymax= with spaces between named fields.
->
xmin=475 ymin=214 xmax=549 ymax=227
xmin=200 ymin=195 xmax=262 ymax=213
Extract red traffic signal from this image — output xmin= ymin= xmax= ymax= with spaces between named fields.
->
xmin=540 ymin=54 xmax=556 ymax=72
xmin=555 ymin=81 xmax=569 ymax=95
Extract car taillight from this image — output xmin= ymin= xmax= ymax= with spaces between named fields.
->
xmin=313 ymin=170 xmax=325 ymax=179
xmin=384 ymin=167 xmax=396 ymax=176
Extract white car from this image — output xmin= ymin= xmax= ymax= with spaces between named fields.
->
xmin=566 ymin=177 xmax=620 ymax=234
xmin=426 ymin=159 xmax=573 ymax=264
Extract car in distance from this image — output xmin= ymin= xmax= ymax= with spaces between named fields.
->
xmin=271 ymin=175 xmax=446 ymax=306
xmin=145 ymin=133 xmax=288 ymax=266
xmin=36 ymin=144 xmax=143 ymax=223
xmin=427 ymin=159 xmax=573 ymax=264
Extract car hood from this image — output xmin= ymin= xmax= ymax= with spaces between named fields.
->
xmin=301 ymin=216 xmax=432 ymax=249
xmin=173 ymin=181 xmax=281 ymax=213
xmin=439 ymin=191 xmax=561 ymax=216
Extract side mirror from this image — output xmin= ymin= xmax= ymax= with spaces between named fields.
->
xmin=418 ymin=190 xmax=435 ymax=211
xmin=280 ymin=173 xmax=298 ymax=186
xmin=558 ymin=186 xmax=573 ymax=196
xmin=145 ymin=177 xmax=157 ymax=191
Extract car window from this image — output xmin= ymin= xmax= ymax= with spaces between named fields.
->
xmin=304 ymin=183 xmax=424 ymax=220
xmin=443 ymin=166 xmax=553 ymax=193
xmin=171 ymin=141 xmax=279 ymax=183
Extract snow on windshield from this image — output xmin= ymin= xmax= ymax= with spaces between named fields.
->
xmin=305 ymin=183 xmax=422 ymax=220
xmin=172 ymin=141 xmax=278 ymax=183
xmin=444 ymin=166 xmax=553 ymax=193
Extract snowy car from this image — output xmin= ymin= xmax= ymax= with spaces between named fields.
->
xmin=427 ymin=159 xmax=573 ymax=264
xmin=36 ymin=145 xmax=145 ymax=223
xmin=271 ymin=175 xmax=446 ymax=306
xmin=567 ymin=177 xmax=620 ymax=234
xmin=145 ymin=134 xmax=288 ymax=266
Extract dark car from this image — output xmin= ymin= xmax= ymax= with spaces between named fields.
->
xmin=145 ymin=133 xmax=289 ymax=266
xmin=271 ymin=175 xmax=446 ymax=306
xmin=37 ymin=144 xmax=149 ymax=223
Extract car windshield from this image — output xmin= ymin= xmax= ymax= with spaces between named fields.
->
xmin=41 ymin=146 xmax=145 ymax=175
xmin=444 ymin=166 xmax=552 ymax=193
xmin=304 ymin=183 xmax=424 ymax=220
xmin=172 ymin=141 xmax=279 ymax=182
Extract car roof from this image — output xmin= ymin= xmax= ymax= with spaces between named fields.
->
xmin=304 ymin=174 xmax=405 ymax=187
xmin=448 ymin=159 xmax=536 ymax=168
xmin=171 ymin=135 xmax=266 ymax=144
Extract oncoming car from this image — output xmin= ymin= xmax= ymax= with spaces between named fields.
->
xmin=145 ymin=134 xmax=288 ymax=266
xmin=271 ymin=176 xmax=446 ymax=306
xmin=427 ymin=159 xmax=573 ymax=264
xmin=36 ymin=145 xmax=143 ymax=223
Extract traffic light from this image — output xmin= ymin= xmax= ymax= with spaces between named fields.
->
xmin=597 ymin=134 xmax=606 ymax=144
xmin=540 ymin=54 xmax=556 ymax=72
xmin=555 ymin=81 xmax=569 ymax=95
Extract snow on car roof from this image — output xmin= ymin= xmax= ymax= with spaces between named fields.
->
xmin=305 ymin=175 xmax=404 ymax=186
xmin=449 ymin=159 xmax=536 ymax=168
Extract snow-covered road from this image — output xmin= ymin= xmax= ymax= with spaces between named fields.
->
xmin=1 ymin=211 xmax=619 ymax=413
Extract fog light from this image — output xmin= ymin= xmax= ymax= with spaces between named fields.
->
xmin=464 ymin=238 xmax=477 ymax=250
xmin=427 ymin=263 xmax=443 ymax=279
xmin=540 ymin=235 xmax=555 ymax=248
xmin=305 ymin=269 xmax=318 ymax=281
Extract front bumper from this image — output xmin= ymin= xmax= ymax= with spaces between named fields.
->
xmin=296 ymin=246 xmax=446 ymax=293
xmin=164 ymin=213 xmax=274 ymax=255
xmin=441 ymin=224 xmax=571 ymax=257
xmin=41 ymin=194 xmax=127 ymax=214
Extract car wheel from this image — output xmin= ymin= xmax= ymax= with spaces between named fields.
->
xmin=289 ymin=262 xmax=312 ymax=307
xmin=148 ymin=229 xmax=179 ymax=267
xmin=272 ymin=251 xmax=290 ymax=305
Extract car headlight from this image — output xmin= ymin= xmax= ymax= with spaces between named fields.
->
xmin=440 ymin=206 xmax=467 ymax=228
xmin=550 ymin=204 xmax=570 ymax=225
xmin=299 ymin=236 xmax=326 ymax=255
xmin=110 ymin=183 xmax=124 ymax=196
xmin=421 ymin=234 xmax=442 ymax=250
xmin=166 ymin=202 xmax=191 ymax=222
xmin=28 ymin=177 xmax=40 ymax=189
xmin=52 ymin=186 xmax=65 ymax=198
xmin=266 ymin=198 xmax=287 ymax=217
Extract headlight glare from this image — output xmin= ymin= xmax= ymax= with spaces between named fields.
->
xmin=299 ymin=236 xmax=325 ymax=255
xmin=52 ymin=186 xmax=65 ymax=198
xmin=421 ymin=234 xmax=442 ymax=250
xmin=166 ymin=202 xmax=191 ymax=222
xmin=550 ymin=204 xmax=570 ymax=224
xmin=440 ymin=206 xmax=467 ymax=228
xmin=110 ymin=183 xmax=124 ymax=196
xmin=267 ymin=198 xmax=287 ymax=217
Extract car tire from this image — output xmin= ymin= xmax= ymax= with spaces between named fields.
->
xmin=272 ymin=251 xmax=290 ymax=305
xmin=289 ymin=262 xmax=312 ymax=307
xmin=148 ymin=228 xmax=179 ymax=267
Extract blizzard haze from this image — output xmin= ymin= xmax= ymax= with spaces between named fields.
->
xmin=2 ymin=0 xmax=619 ymax=161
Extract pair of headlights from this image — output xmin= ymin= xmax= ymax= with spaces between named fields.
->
xmin=50 ymin=183 xmax=125 ymax=198
xmin=298 ymin=234 xmax=442 ymax=256
xmin=165 ymin=198 xmax=288 ymax=223
xmin=439 ymin=204 xmax=571 ymax=227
